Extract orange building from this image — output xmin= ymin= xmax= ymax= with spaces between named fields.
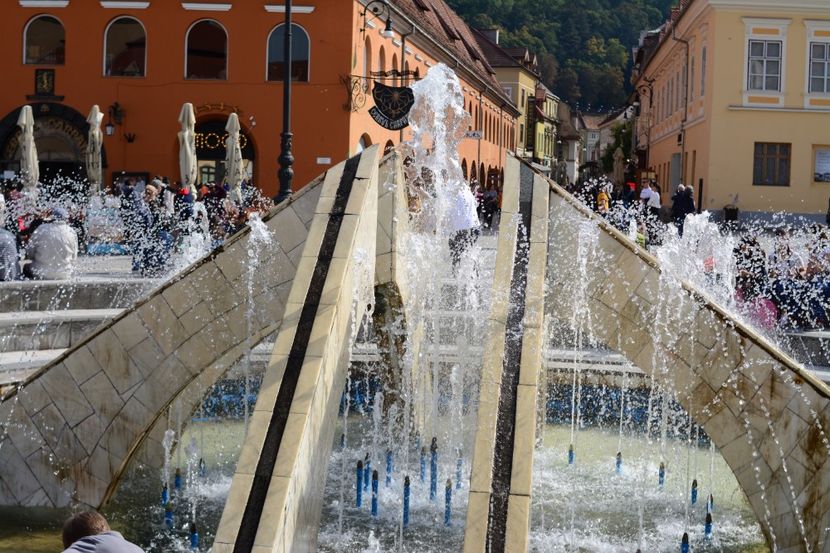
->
xmin=0 ymin=0 xmax=518 ymax=197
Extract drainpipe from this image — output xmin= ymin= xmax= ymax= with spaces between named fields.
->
xmin=672 ymin=25 xmax=690 ymax=193
xmin=498 ymin=102 xmax=505 ymax=169
xmin=399 ymin=24 xmax=415 ymax=143
xmin=477 ymin=91 xmax=483 ymax=185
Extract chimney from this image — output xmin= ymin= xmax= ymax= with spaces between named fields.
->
xmin=481 ymin=28 xmax=500 ymax=44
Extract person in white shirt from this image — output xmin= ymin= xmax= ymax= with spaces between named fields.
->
xmin=24 ymin=206 xmax=78 ymax=280
xmin=647 ymin=184 xmax=662 ymax=218
xmin=639 ymin=180 xmax=652 ymax=205
xmin=448 ymin=183 xmax=481 ymax=270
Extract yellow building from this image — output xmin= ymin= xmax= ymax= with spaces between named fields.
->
xmin=530 ymin=83 xmax=559 ymax=172
xmin=473 ymin=29 xmax=540 ymax=161
xmin=632 ymin=0 xmax=830 ymax=221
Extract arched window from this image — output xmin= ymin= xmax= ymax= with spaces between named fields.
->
xmin=186 ymin=20 xmax=227 ymax=79
xmin=404 ymin=60 xmax=410 ymax=85
xmin=267 ymin=23 xmax=309 ymax=82
xmin=461 ymin=159 xmax=468 ymax=180
xmin=363 ymin=36 xmax=372 ymax=79
xmin=104 ymin=17 xmax=146 ymax=77
xmin=356 ymin=133 xmax=372 ymax=153
xmin=384 ymin=140 xmax=394 ymax=155
xmin=378 ymin=45 xmax=386 ymax=81
xmin=24 ymin=15 xmax=65 ymax=65
xmin=470 ymin=163 xmax=477 ymax=183
xmin=391 ymin=53 xmax=398 ymax=86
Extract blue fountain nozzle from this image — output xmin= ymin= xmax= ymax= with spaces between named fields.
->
xmin=615 ymin=451 xmax=622 ymax=474
xmin=691 ymin=478 xmax=698 ymax=505
xmin=174 ymin=467 xmax=182 ymax=490
xmin=403 ymin=475 xmax=411 ymax=529
xmin=356 ymin=460 xmax=364 ymax=508
xmin=658 ymin=462 xmax=665 ymax=487
xmin=198 ymin=458 xmax=206 ymax=478
xmin=371 ymin=469 xmax=379 ymax=517
xmin=386 ymin=449 xmax=393 ymax=487
xmin=707 ymin=493 xmax=714 ymax=513
xmin=189 ymin=522 xmax=199 ymax=550
xmin=568 ymin=444 xmax=575 ymax=465
xmin=164 ymin=503 xmax=174 ymax=530
xmin=161 ymin=483 xmax=169 ymax=505
xmin=705 ymin=512 xmax=713 ymax=538
xmin=431 ymin=437 xmax=438 ymax=453
xmin=681 ymin=531 xmax=689 ymax=553
xmin=444 ymin=478 xmax=453 ymax=526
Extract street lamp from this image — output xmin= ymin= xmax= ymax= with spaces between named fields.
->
xmin=362 ymin=1 xmax=396 ymax=39
xmin=275 ymin=0 xmax=294 ymax=203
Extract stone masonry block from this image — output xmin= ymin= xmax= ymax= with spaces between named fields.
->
xmin=63 ymin=344 xmax=104 ymax=386
xmin=39 ymin=363 xmax=93 ymax=427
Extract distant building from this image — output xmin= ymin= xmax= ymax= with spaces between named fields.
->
xmin=631 ymin=0 xmax=830 ymax=222
xmin=528 ymin=83 xmax=560 ymax=173
xmin=0 ymin=0 xmax=519 ymax=196
xmin=473 ymin=29 xmax=540 ymax=163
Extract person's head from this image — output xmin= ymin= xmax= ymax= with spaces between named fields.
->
xmin=144 ymin=184 xmax=159 ymax=203
xmin=62 ymin=511 xmax=110 ymax=548
xmin=677 ymin=184 xmax=685 ymax=192
xmin=51 ymin=206 xmax=69 ymax=222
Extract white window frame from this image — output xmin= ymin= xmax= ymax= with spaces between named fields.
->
xmin=265 ymin=22 xmax=311 ymax=82
xmin=102 ymin=15 xmax=147 ymax=77
xmin=747 ymin=40 xmax=783 ymax=92
xmin=184 ymin=18 xmax=228 ymax=80
xmin=742 ymin=17 xmax=790 ymax=106
xmin=23 ymin=13 xmax=66 ymax=65
xmin=804 ymin=20 xmax=830 ymax=109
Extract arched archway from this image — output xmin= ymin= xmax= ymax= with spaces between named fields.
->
xmin=356 ymin=133 xmax=372 ymax=154
xmin=193 ymin=115 xmax=256 ymax=184
xmin=0 ymin=102 xmax=108 ymax=199
xmin=383 ymin=140 xmax=394 ymax=155
xmin=480 ymin=163 xmax=485 ymax=185
xmin=470 ymin=162 xmax=477 ymax=184
xmin=378 ymin=45 xmax=386 ymax=80
xmin=461 ymin=159 xmax=468 ymax=180
xmin=391 ymin=54 xmax=398 ymax=86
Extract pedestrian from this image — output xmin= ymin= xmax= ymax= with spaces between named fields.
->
xmin=0 ymin=227 xmax=19 ymax=281
xmin=62 ymin=511 xmax=144 ymax=553
xmin=622 ymin=181 xmax=636 ymax=208
xmin=448 ymin=183 xmax=480 ymax=271
xmin=23 ymin=207 xmax=78 ymax=280
xmin=639 ymin=180 xmax=652 ymax=209
xmin=596 ymin=185 xmax=611 ymax=215
xmin=671 ymin=184 xmax=686 ymax=233
xmin=118 ymin=179 xmax=153 ymax=274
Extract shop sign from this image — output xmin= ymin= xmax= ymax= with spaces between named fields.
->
xmin=369 ymin=82 xmax=414 ymax=130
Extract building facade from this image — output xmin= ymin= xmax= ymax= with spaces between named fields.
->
xmin=1 ymin=0 xmax=517 ymax=197
xmin=632 ymin=0 xmax=830 ymax=221
xmin=529 ymin=83 xmax=559 ymax=173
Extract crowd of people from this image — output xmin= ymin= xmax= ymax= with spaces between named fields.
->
xmin=0 ymin=176 xmax=272 ymax=281
xmin=570 ymin=175 xmax=830 ymax=331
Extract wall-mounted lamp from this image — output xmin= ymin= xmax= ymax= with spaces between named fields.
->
xmin=362 ymin=0 xmax=395 ymax=39
xmin=124 ymin=132 xmax=136 ymax=143
xmin=104 ymin=121 xmax=115 ymax=136
xmin=109 ymin=102 xmax=124 ymax=125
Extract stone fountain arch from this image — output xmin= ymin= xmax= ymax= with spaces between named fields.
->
xmin=544 ymin=182 xmax=830 ymax=553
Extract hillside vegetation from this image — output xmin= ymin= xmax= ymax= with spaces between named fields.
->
xmin=448 ymin=0 xmax=674 ymax=110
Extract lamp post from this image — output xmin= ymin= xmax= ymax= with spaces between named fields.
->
xmin=636 ymin=78 xmax=654 ymax=174
xmin=275 ymin=0 xmax=294 ymax=203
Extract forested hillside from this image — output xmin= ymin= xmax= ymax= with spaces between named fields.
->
xmin=447 ymin=0 xmax=675 ymax=110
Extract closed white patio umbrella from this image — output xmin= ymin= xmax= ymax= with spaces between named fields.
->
xmin=224 ymin=112 xmax=246 ymax=203
xmin=16 ymin=105 xmax=39 ymax=194
xmin=86 ymin=105 xmax=104 ymax=194
xmin=178 ymin=103 xmax=198 ymax=190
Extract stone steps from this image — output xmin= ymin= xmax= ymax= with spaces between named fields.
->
xmin=0 ymin=309 xmax=121 ymax=351
xmin=0 ymin=278 xmax=155 ymax=312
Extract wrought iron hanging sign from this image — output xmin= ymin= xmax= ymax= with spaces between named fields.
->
xmin=369 ymin=81 xmax=415 ymax=130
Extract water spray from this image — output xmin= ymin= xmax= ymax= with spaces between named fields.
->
xmin=615 ymin=451 xmax=622 ymax=474
xmin=403 ymin=476 xmax=411 ymax=528
xmin=174 ymin=467 xmax=182 ymax=490
xmin=161 ymin=483 xmax=169 ymax=505
xmin=356 ymin=460 xmax=364 ymax=508
xmin=364 ymin=454 xmax=371 ymax=492
xmin=371 ymin=470 xmax=379 ymax=517
xmin=430 ymin=437 xmax=438 ymax=501
xmin=198 ymin=458 xmax=206 ymax=478
xmin=420 ymin=446 xmax=427 ymax=483
xmin=707 ymin=493 xmax=714 ymax=513
xmin=444 ymin=479 xmax=452 ymax=526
